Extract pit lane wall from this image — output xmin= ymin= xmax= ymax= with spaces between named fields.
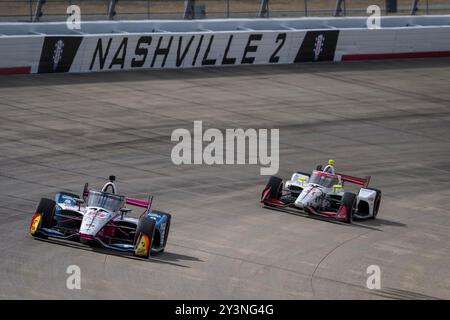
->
xmin=1 ymin=16 xmax=450 ymax=74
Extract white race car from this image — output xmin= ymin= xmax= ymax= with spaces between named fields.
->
xmin=261 ymin=162 xmax=381 ymax=223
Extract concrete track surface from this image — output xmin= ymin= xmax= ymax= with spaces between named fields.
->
xmin=1 ymin=59 xmax=450 ymax=299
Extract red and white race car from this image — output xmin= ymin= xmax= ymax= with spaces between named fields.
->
xmin=29 ymin=176 xmax=171 ymax=258
xmin=261 ymin=161 xmax=381 ymax=223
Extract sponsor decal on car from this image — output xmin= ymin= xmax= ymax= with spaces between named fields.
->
xmin=30 ymin=213 xmax=41 ymax=234
xmin=134 ymin=233 xmax=150 ymax=257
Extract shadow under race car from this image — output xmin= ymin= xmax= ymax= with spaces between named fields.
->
xmin=29 ymin=176 xmax=171 ymax=258
xmin=261 ymin=165 xmax=382 ymax=223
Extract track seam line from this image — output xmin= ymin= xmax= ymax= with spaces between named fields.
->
xmin=309 ymin=230 xmax=372 ymax=297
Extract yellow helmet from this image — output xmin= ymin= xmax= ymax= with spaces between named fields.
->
xmin=328 ymin=159 xmax=334 ymax=166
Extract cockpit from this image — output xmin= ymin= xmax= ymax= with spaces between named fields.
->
xmin=308 ymin=170 xmax=340 ymax=188
xmin=87 ymin=190 xmax=125 ymax=212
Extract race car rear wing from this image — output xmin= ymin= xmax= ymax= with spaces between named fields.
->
xmin=128 ymin=195 xmax=154 ymax=219
xmin=126 ymin=196 xmax=151 ymax=209
xmin=338 ymin=173 xmax=371 ymax=187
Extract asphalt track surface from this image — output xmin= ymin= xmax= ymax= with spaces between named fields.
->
xmin=1 ymin=59 xmax=450 ymax=299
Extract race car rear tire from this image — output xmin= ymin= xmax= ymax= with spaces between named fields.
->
xmin=134 ymin=217 xmax=156 ymax=259
xmin=31 ymin=198 xmax=56 ymax=239
xmin=341 ymin=192 xmax=357 ymax=224
xmin=365 ymin=188 xmax=382 ymax=219
xmin=265 ymin=176 xmax=283 ymax=199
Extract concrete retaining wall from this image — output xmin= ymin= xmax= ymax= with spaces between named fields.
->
xmin=1 ymin=16 xmax=449 ymax=74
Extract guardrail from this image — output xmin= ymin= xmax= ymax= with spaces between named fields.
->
xmin=1 ymin=0 xmax=450 ymax=22
xmin=1 ymin=15 xmax=450 ymax=74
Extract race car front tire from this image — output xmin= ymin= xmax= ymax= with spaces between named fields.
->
xmin=341 ymin=192 xmax=357 ymax=224
xmin=30 ymin=198 xmax=56 ymax=239
xmin=161 ymin=213 xmax=171 ymax=253
xmin=152 ymin=212 xmax=172 ymax=254
xmin=265 ymin=176 xmax=283 ymax=199
xmin=134 ymin=217 xmax=156 ymax=258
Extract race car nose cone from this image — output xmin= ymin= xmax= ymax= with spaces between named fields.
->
xmin=294 ymin=185 xmax=323 ymax=210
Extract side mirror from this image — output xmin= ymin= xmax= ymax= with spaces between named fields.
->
xmin=83 ymin=183 xmax=89 ymax=201
xmin=75 ymin=198 xmax=84 ymax=210
xmin=120 ymin=207 xmax=132 ymax=219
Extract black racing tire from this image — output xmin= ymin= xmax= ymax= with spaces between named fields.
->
xmin=163 ymin=214 xmax=171 ymax=249
xmin=31 ymin=198 xmax=56 ymax=238
xmin=134 ymin=217 xmax=156 ymax=258
xmin=264 ymin=176 xmax=283 ymax=199
xmin=365 ymin=188 xmax=382 ymax=219
xmin=341 ymin=192 xmax=357 ymax=224
xmin=159 ymin=213 xmax=171 ymax=253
